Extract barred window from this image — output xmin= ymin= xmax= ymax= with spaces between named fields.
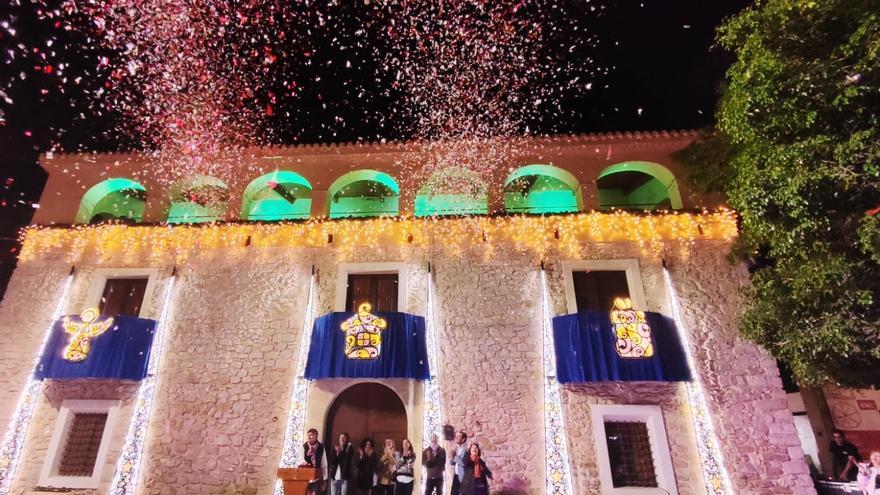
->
xmin=604 ymin=420 xmax=658 ymax=488
xmin=58 ymin=413 xmax=109 ymax=477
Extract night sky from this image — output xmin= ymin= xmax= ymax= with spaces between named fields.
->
xmin=0 ymin=0 xmax=751 ymax=297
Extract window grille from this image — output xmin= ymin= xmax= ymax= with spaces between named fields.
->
xmin=604 ymin=420 xmax=658 ymax=488
xmin=58 ymin=412 xmax=109 ymax=477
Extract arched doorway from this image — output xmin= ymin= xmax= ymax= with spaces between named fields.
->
xmin=325 ymin=382 xmax=408 ymax=461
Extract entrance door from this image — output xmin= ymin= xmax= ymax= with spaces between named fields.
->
xmin=325 ymin=383 xmax=408 ymax=471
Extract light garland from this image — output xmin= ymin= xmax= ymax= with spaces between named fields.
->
xmin=540 ymin=269 xmax=574 ymax=495
xmin=19 ymin=210 xmax=737 ymax=263
xmin=421 ymin=266 xmax=443 ymax=482
xmin=0 ymin=271 xmax=74 ymax=495
xmin=663 ymin=267 xmax=732 ymax=495
xmin=274 ymin=271 xmax=316 ymax=495
xmin=109 ymin=271 xmax=177 ymax=495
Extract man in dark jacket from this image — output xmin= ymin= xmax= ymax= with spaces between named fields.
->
xmin=327 ymin=432 xmax=354 ymax=495
xmin=303 ymin=428 xmax=327 ymax=494
xmin=423 ymin=433 xmax=446 ymax=495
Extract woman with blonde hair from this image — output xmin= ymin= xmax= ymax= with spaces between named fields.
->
xmin=394 ymin=438 xmax=416 ymax=495
xmin=858 ymin=451 xmax=880 ymax=495
xmin=375 ymin=438 xmax=398 ymax=495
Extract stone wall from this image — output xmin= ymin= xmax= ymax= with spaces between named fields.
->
xmin=666 ymin=247 xmax=816 ymax=495
xmin=432 ymin=246 xmax=545 ymax=494
xmin=140 ymin=250 xmax=310 ymax=495
xmin=0 ymin=240 xmax=816 ymax=495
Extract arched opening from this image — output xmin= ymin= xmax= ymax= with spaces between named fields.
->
xmin=240 ymin=171 xmax=313 ymax=221
xmin=325 ymin=383 xmax=408 ymax=464
xmin=327 ymin=170 xmax=400 ymax=218
xmin=75 ymin=178 xmax=147 ymax=224
xmin=503 ymin=164 xmax=583 ymax=214
xmin=414 ymin=167 xmax=488 ymax=217
xmin=166 ymin=175 xmax=229 ymax=224
xmin=596 ymin=161 xmax=683 ymax=210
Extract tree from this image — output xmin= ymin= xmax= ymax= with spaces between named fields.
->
xmin=681 ymin=0 xmax=880 ymax=386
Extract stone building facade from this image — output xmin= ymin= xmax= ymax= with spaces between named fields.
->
xmin=0 ymin=132 xmax=815 ymax=494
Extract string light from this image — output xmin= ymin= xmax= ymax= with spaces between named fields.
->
xmin=109 ymin=269 xmax=177 ymax=495
xmin=20 ymin=210 xmax=737 ymax=264
xmin=663 ymin=266 xmax=733 ymax=495
xmin=0 ymin=269 xmax=75 ymax=495
xmin=421 ymin=264 xmax=443 ymax=485
xmin=540 ymin=268 xmax=574 ymax=495
xmin=274 ymin=270 xmax=316 ymax=495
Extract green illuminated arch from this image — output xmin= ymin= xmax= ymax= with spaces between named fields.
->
xmin=597 ymin=161 xmax=682 ymax=210
xmin=503 ymin=164 xmax=583 ymax=214
xmin=166 ymin=175 xmax=229 ymax=224
xmin=327 ymin=170 xmax=400 ymax=218
xmin=414 ymin=167 xmax=488 ymax=217
xmin=241 ymin=171 xmax=313 ymax=221
xmin=75 ymin=178 xmax=147 ymax=224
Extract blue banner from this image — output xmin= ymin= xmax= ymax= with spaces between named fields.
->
xmin=35 ymin=314 xmax=157 ymax=381
xmin=552 ymin=311 xmax=692 ymax=383
xmin=304 ymin=311 xmax=430 ymax=380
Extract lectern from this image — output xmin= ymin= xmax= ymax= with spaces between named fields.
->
xmin=277 ymin=467 xmax=319 ymax=495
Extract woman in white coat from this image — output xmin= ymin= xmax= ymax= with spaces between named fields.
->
xmin=858 ymin=451 xmax=880 ymax=494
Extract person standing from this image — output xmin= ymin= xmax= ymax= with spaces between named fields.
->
xmin=376 ymin=439 xmax=398 ymax=495
xmin=423 ymin=434 xmax=446 ymax=495
xmin=449 ymin=431 xmax=468 ymax=495
xmin=356 ymin=438 xmax=379 ymax=495
xmin=459 ymin=444 xmax=492 ymax=495
xmin=303 ymin=428 xmax=327 ymax=495
xmin=328 ymin=432 xmax=354 ymax=495
xmin=830 ymin=430 xmax=862 ymax=481
xmin=858 ymin=451 xmax=880 ymax=494
xmin=395 ymin=438 xmax=417 ymax=495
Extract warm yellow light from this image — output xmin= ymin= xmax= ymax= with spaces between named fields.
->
xmin=19 ymin=209 xmax=738 ymax=263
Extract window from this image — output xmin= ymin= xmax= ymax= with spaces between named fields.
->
xmin=346 ymin=273 xmax=398 ymax=312
xmin=597 ymin=161 xmax=683 ymax=211
xmin=85 ymin=268 xmax=158 ymax=319
xmin=241 ymin=170 xmax=313 ymax=221
xmin=166 ymin=175 xmax=229 ymax=224
xmin=604 ymin=420 xmax=658 ymax=487
xmin=334 ymin=263 xmax=407 ymax=313
xmin=58 ymin=413 xmax=109 ymax=477
xmin=591 ymin=404 xmax=678 ymax=495
xmin=503 ymin=164 xmax=583 ymax=214
xmin=39 ymin=400 xmax=119 ymax=489
xmin=75 ymin=178 xmax=148 ymax=224
xmin=562 ymin=260 xmax=648 ymax=314
xmin=327 ymin=170 xmax=400 ymax=219
xmin=572 ymin=270 xmax=631 ymax=313
xmin=99 ymin=277 xmax=148 ymax=317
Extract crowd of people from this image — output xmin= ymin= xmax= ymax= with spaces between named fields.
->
xmin=828 ymin=429 xmax=880 ymax=495
xmin=301 ymin=428 xmax=492 ymax=495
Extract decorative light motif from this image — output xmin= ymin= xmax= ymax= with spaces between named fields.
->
xmin=61 ymin=308 xmax=114 ymax=362
xmin=540 ymin=269 xmax=574 ymax=495
xmin=0 ymin=271 xmax=74 ymax=494
xmin=341 ymin=302 xmax=388 ymax=360
xmin=422 ymin=267 xmax=443 ymax=453
xmin=274 ymin=272 xmax=316 ymax=495
xmin=663 ymin=267 xmax=732 ymax=495
xmin=109 ymin=273 xmax=177 ymax=495
xmin=19 ymin=210 xmax=738 ymax=263
xmin=609 ymin=297 xmax=653 ymax=359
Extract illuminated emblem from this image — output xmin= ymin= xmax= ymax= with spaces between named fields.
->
xmin=341 ymin=303 xmax=388 ymax=360
xmin=610 ymin=297 xmax=653 ymax=358
xmin=61 ymin=308 xmax=114 ymax=362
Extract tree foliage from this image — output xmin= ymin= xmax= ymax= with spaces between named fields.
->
xmin=683 ymin=0 xmax=880 ymax=386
